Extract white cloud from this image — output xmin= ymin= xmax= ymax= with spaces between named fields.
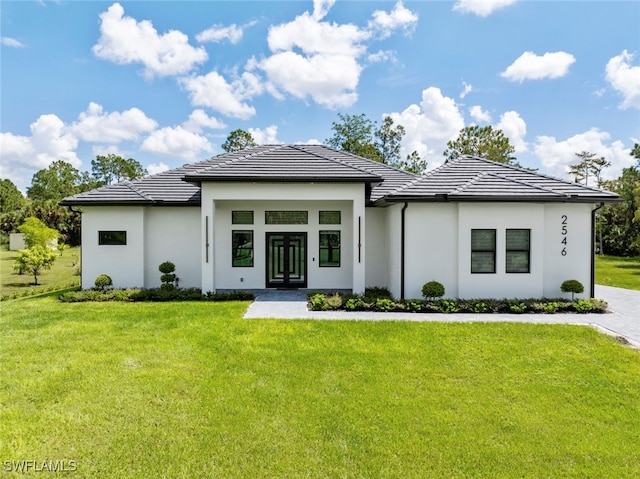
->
xmin=1 ymin=37 xmax=25 ymax=48
xmin=312 ymin=0 xmax=335 ymax=21
xmin=259 ymin=1 xmax=418 ymax=110
xmin=70 ymin=102 xmax=157 ymax=143
xmin=92 ymin=3 xmax=207 ymax=78
xmin=534 ymin=128 xmax=633 ymax=182
xmin=459 ymin=81 xmax=473 ymax=99
xmin=368 ymin=1 xmax=418 ymax=39
xmin=453 ymin=0 xmax=517 ymax=17
xmin=196 ymin=22 xmax=253 ymax=44
xmin=496 ymin=110 xmax=527 ymax=153
xmin=140 ymin=126 xmax=213 ymax=160
xmin=267 ymin=10 xmax=368 ymax=57
xmin=387 ymin=87 xmax=465 ymax=169
xmin=183 ymin=109 xmax=226 ymax=133
xmin=605 ymin=50 xmax=640 ymax=109
xmin=367 ymin=50 xmax=398 ymax=64
xmin=0 ymin=114 xmax=81 ymax=191
xmin=470 ymin=105 xmax=491 ymax=123
xmin=179 ymin=71 xmax=258 ymax=119
xmin=260 ymin=51 xmax=360 ymax=109
xmin=249 ymin=125 xmax=280 ymax=145
xmin=91 ymin=144 xmax=126 ymax=158
xmin=147 ymin=162 xmax=170 ymax=175
xmin=501 ymin=51 xmax=576 ymax=82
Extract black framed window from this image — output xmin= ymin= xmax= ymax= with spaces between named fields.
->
xmin=471 ymin=229 xmax=496 ymax=273
xmin=319 ymin=211 xmax=341 ymax=225
xmin=506 ymin=229 xmax=530 ymax=273
xmin=319 ymin=231 xmax=340 ymax=267
xmin=232 ymin=230 xmax=253 ymax=267
xmin=232 ymin=211 xmax=254 ymax=225
xmin=265 ymin=211 xmax=308 ymax=224
xmin=98 ymin=230 xmax=127 ymax=246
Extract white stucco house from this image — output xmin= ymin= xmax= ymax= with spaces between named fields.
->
xmin=61 ymin=145 xmax=619 ymax=299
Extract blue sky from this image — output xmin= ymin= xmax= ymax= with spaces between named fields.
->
xmin=1 ymin=0 xmax=639 ymax=193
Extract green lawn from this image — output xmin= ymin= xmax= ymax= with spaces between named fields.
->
xmin=0 ymin=246 xmax=80 ymax=297
xmin=595 ymin=254 xmax=640 ymax=291
xmin=1 ymin=297 xmax=639 ymax=478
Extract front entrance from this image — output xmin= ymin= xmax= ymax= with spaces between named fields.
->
xmin=266 ymin=232 xmax=307 ymax=288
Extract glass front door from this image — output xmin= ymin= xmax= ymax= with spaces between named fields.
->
xmin=266 ymin=232 xmax=307 ymax=288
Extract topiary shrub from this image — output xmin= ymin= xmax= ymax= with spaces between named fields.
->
xmin=561 ymin=279 xmax=584 ymax=300
xmin=422 ymin=281 xmax=445 ymax=301
xmin=159 ymin=261 xmax=176 ymax=290
xmin=94 ymin=274 xmax=113 ymax=291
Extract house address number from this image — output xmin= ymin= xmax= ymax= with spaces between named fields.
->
xmin=561 ymin=215 xmax=568 ymax=256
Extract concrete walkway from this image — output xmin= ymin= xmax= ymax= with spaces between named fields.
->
xmin=244 ymin=286 xmax=640 ymax=347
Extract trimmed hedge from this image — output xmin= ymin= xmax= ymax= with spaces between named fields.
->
xmin=307 ymin=292 xmax=608 ymax=314
xmin=58 ymin=288 xmax=254 ymax=303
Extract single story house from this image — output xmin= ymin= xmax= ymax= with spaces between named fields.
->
xmin=61 ymin=145 xmax=619 ymax=299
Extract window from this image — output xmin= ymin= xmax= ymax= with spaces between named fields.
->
xmin=319 ymin=211 xmax=341 ymax=225
xmin=99 ymin=230 xmax=127 ymax=246
xmin=265 ymin=211 xmax=308 ymax=224
xmin=506 ymin=229 xmax=530 ymax=273
xmin=319 ymin=231 xmax=340 ymax=267
xmin=232 ymin=230 xmax=253 ymax=267
xmin=471 ymin=229 xmax=496 ymax=273
xmin=232 ymin=211 xmax=254 ymax=225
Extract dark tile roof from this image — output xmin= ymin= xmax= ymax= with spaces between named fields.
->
xmin=60 ymin=149 xmax=619 ymax=207
xmin=61 ymin=144 xmax=416 ymax=206
xmin=383 ymin=156 xmax=620 ymax=203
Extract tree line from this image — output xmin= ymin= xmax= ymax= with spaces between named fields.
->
xmin=2 ymin=116 xmax=639 ymax=256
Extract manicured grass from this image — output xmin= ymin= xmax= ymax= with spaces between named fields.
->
xmin=595 ymin=254 xmax=640 ymax=291
xmin=0 ymin=246 xmax=80 ymax=297
xmin=1 ymin=297 xmax=639 ymax=478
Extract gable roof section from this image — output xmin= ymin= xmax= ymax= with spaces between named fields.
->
xmin=60 ymin=144 xmax=415 ymax=206
xmin=384 ymin=156 xmax=620 ymax=203
xmin=182 ymin=145 xmax=383 ymax=183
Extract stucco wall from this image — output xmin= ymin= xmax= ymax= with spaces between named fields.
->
xmin=403 ymin=203 xmax=459 ymax=299
xmin=364 ymin=207 xmax=388 ymax=289
xmin=144 ymin=207 xmax=201 ymax=288
xmin=457 ymin=203 xmax=544 ymax=299
xmin=212 ymin=199 xmax=353 ymax=290
xmin=201 ymin=182 xmax=365 ymax=292
xmin=542 ymin=203 xmax=592 ymax=299
xmin=81 ymin=206 xmax=145 ymax=288
xmin=399 ymin=202 xmax=594 ymax=300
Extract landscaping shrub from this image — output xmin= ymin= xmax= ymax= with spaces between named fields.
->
xmin=309 ymin=294 xmax=328 ymax=311
xmin=159 ymin=261 xmax=177 ymax=290
xmin=94 ymin=274 xmax=113 ymax=291
xmin=363 ymin=287 xmax=393 ymax=300
xmin=326 ymin=293 xmax=343 ymax=310
xmin=438 ymin=299 xmax=459 ymax=314
xmin=344 ymin=297 xmax=364 ymax=311
xmin=58 ymin=288 xmax=254 ymax=303
xmin=375 ymin=298 xmax=397 ymax=312
xmin=422 ymin=281 xmax=445 ymax=301
xmin=561 ymin=279 xmax=585 ymax=300
xmin=467 ymin=300 xmax=490 ymax=313
xmin=507 ymin=301 xmax=527 ymax=314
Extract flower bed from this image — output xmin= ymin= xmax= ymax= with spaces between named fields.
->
xmin=308 ymin=289 xmax=608 ymax=314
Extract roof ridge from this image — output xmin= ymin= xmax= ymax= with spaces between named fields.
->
xmin=452 ymin=171 xmax=486 ymax=194
xmin=289 ymin=145 xmax=382 ymax=178
xmin=484 ymin=172 xmax=568 ymax=197
xmin=458 ymin=155 xmax=614 ymax=193
xmin=388 ymin=160 xmax=452 ymax=196
xmin=122 ymin=180 xmax=154 ymax=201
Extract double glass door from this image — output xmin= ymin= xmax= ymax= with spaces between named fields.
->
xmin=266 ymin=232 xmax=307 ymax=288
